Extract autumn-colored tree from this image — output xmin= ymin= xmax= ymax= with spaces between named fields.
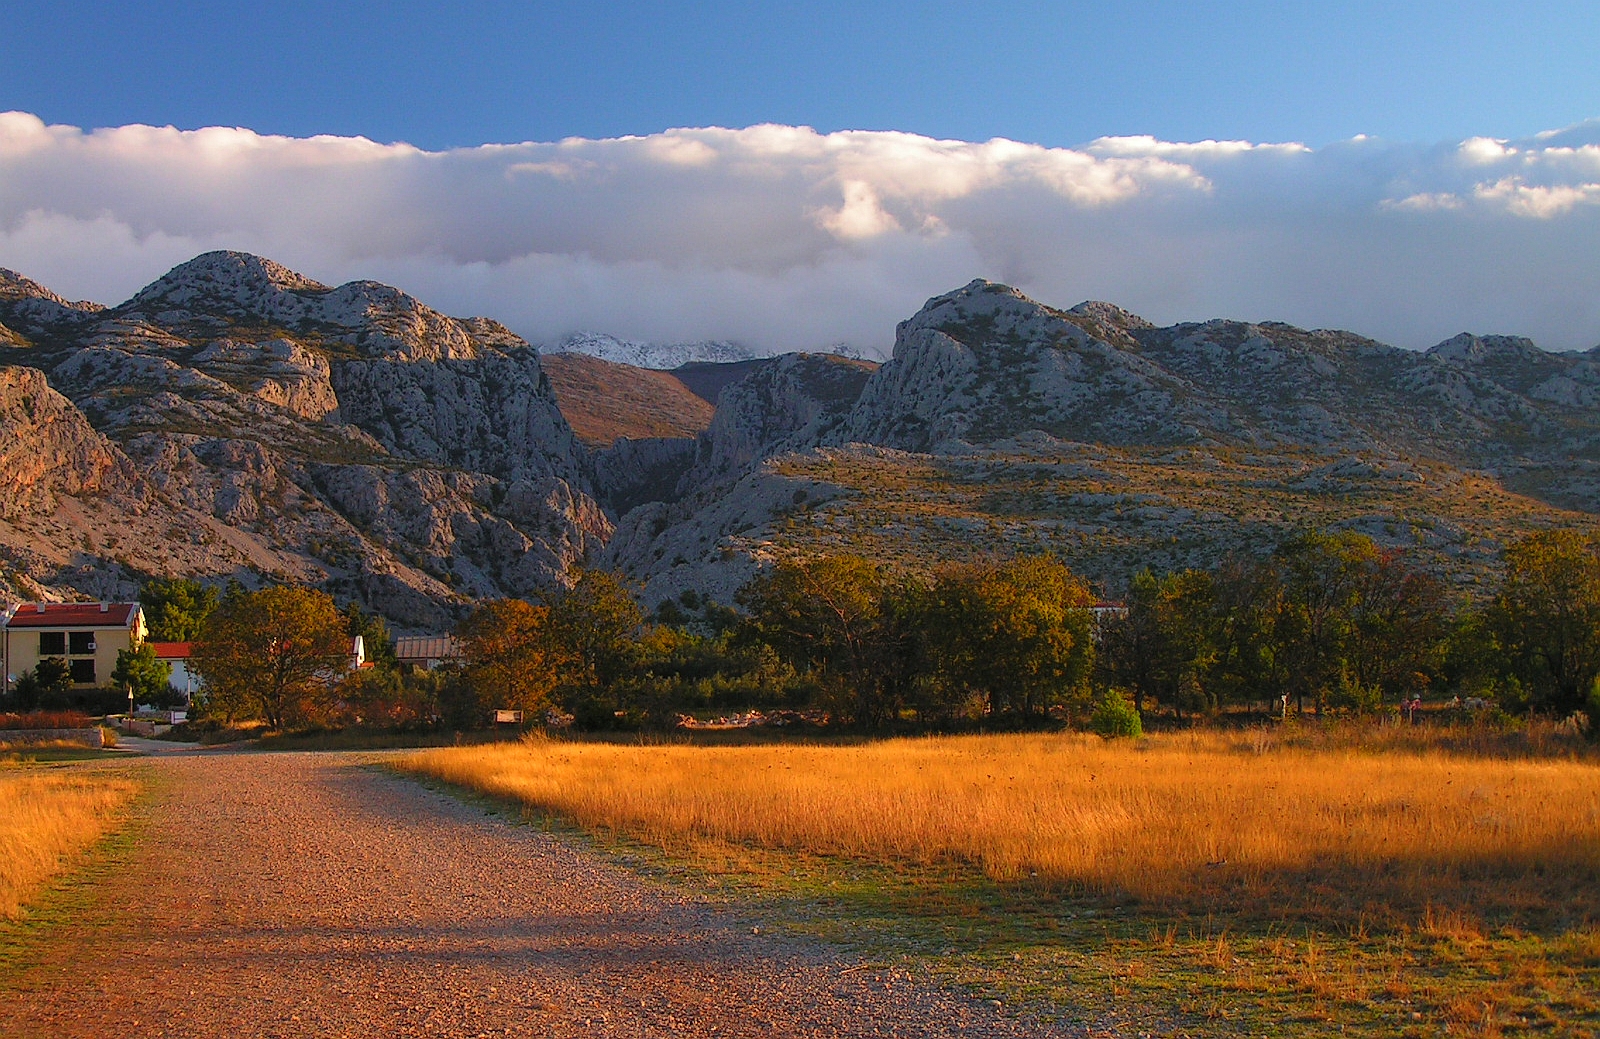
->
xmin=190 ymin=586 xmax=351 ymax=729
xmin=456 ymin=599 xmax=565 ymax=721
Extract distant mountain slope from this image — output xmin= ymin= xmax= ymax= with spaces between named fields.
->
xmin=541 ymin=353 xmax=714 ymax=448
xmin=670 ymin=359 xmax=772 ymax=405
xmin=605 ymin=280 xmax=1600 ymax=607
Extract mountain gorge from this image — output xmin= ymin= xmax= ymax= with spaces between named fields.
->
xmin=3 ymin=256 xmax=1598 ymax=627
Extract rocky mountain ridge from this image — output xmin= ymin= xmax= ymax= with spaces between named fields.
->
xmin=0 ymin=252 xmax=609 ymax=628
xmin=601 ymin=280 xmax=1600 ymax=606
xmin=4 ymin=255 xmax=1600 ymax=623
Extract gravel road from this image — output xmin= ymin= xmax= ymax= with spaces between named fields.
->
xmin=0 ymin=749 xmax=1082 ymax=1038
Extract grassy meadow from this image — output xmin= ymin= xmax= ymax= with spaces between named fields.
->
xmin=401 ymin=728 xmax=1600 ymax=1035
xmin=0 ymin=765 xmax=140 ymax=919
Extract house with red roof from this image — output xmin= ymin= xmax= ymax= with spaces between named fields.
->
xmin=149 ymin=641 xmax=198 ymax=700
xmin=2 ymin=602 xmax=147 ymax=698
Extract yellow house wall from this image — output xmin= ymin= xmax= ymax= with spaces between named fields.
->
xmin=3 ymin=612 xmax=146 ymax=689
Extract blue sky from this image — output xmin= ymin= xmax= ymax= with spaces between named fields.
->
xmin=7 ymin=0 xmax=1597 ymax=150
xmin=2 ymin=2 xmax=1600 ymax=353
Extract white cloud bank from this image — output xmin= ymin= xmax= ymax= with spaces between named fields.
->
xmin=2 ymin=111 xmax=1600 ymax=352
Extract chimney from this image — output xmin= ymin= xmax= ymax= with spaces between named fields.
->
xmin=35 ymin=603 xmax=45 ymax=613
xmin=99 ymin=602 xmax=109 ymax=613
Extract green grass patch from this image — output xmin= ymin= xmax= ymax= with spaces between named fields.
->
xmin=0 ymin=762 xmax=158 ymax=984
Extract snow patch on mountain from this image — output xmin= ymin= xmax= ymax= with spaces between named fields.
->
xmin=553 ymin=332 xmax=757 ymax=369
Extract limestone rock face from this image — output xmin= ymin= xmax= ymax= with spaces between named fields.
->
xmin=839 ymin=281 xmax=1201 ymax=450
xmin=698 ymin=353 xmax=877 ymax=476
xmin=120 ymin=251 xmax=524 ymax=361
xmin=191 ymin=338 xmax=342 ymax=421
xmin=0 ymin=252 xmax=605 ymax=628
xmin=0 ymin=366 xmax=143 ymax=516
xmin=592 ymin=437 xmax=698 ymax=518
xmin=332 ymin=351 xmax=583 ymax=482
xmin=9 ymin=256 xmax=1600 ymax=620
xmin=0 ymin=267 xmax=104 ymax=337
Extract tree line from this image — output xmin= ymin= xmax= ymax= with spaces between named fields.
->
xmin=6 ymin=527 xmax=1599 ymax=735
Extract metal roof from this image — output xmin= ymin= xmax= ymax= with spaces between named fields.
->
xmin=394 ymin=635 xmax=461 ymax=660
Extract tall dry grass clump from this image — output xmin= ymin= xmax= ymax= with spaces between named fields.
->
xmin=402 ymin=732 xmax=1600 ymax=924
xmin=0 ymin=769 xmax=140 ymax=918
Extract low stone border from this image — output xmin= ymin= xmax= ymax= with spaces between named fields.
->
xmin=0 ymin=727 xmax=106 ymax=748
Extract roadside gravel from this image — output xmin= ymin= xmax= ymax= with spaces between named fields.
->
xmin=0 ymin=750 xmax=1083 ymax=1037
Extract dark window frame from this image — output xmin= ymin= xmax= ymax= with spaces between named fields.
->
xmin=68 ymin=631 xmax=96 ymax=655
xmin=38 ymin=631 xmax=66 ymax=656
xmin=69 ymin=658 xmax=96 ymax=684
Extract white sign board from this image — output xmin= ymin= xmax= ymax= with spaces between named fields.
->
xmin=493 ymin=709 xmax=523 ymax=724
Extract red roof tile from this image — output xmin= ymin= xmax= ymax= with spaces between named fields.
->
xmin=4 ymin=602 xmax=140 ymax=628
xmin=149 ymin=641 xmax=193 ymax=659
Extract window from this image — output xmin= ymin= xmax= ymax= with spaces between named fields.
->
xmin=69 ymin=658 xmax=95 ymax=684
xmin=38 ymin=631 xmax=65 ymax=655
xmin=69 ymin=631 xmax=96 ymax=655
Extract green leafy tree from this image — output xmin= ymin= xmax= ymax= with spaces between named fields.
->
xmin=1206 ymin=555 xmax=1285 ymax=708
xmin=1100 ymin=568 xmax=1219 ymax=718
xmin=140 ymin=578 xmax=221 ymax=642
xmin=456 ymin=599 xmax=565 ymax=721
xmin=10 ymin=658 xmax=71 ymax=712
xmin=925 ymin=556 xmax=1095 ymax=722
xmin=541 ymin=566 xmax=645 ymax=699
xmin=1271 ymin=530 xmax=1379 ymax=715
xmin=111 ymin=643 xmax=173 ymax=706
xmin=190 ymin=586 xmax=351 ymax=729
xmin=737 ymin=555 xmax=907 ymax=727
xmin=1344 ymin=548 xmax=1450 ymax=701
xmin=1482 ymin=530 xmax=1600 ymax=717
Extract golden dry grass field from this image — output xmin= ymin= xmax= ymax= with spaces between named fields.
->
xmin=401 ymin=731 xmax=1600 ymax=1034
xmin=0 ymin=765 xmax=140 ymax=919
xmin=400 ymin=731 xmax=1600 ymax=928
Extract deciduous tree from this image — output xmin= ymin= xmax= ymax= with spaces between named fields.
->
xmin=456 ymin=599 xmax=565 ymax=721
xmin=737 ymin=555 xmax=907 ymax=727
xmin=542 ymin=566 xmax=645 ymax=697
xmin=1482 ymin=530 xmax=1600 ymax=716
xmin=190 ymin=586 xmax=350 ymax=729
xmin=924 ymin=556 xmax=1095 ymax=722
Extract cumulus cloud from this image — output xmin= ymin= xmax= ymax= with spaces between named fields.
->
xmin=2 ymin=111 xmax=1599 ymax=352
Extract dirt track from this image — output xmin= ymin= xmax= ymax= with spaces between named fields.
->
xmin=0 ymin=749 xmax=1077 ymax=1038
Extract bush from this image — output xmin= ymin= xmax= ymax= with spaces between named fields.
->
xmin=1091 ymin=689 xmax=1143 ymax=739
xmin=0 ymin=711 xmax=92 ymax=730
xmin=1330 ymin=672 xmax=1384 ymax=715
